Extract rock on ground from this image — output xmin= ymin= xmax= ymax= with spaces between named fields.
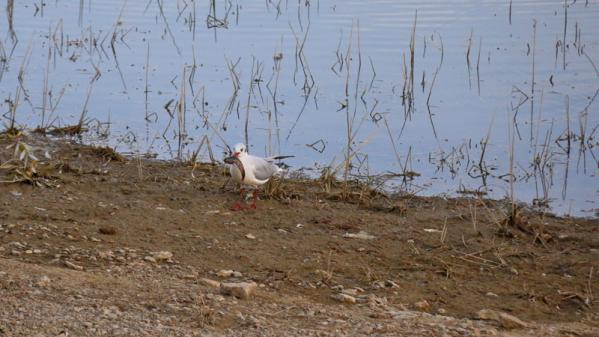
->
xmin=220 ymin=282 xmax=258 ymax=300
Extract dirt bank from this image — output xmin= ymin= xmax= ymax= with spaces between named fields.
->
xmin=0 ymin=133 xmax=598 ymax=336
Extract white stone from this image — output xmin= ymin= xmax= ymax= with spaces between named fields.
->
xmin=220 ymin=282 xmax=257 ymax=299
xmin=200 ymin=278 xmax=221 ymax=288
xmin=331 ymin=293 xmax=356 ymax=304
xmin=152 ymin=251 xmax=173 ymax=261
xmin=477 ymin=309 xmax=528 ymax=329
xmin=64 ymin=260 xmax=84 ymax=271
xmin=343 ymin=231 xmax=376 ymax=240
xmin=217 ymin=270 xmax=242 ymax=278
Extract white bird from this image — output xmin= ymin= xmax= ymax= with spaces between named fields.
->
xmin=224 ymin=143 xmax=292 ymax=210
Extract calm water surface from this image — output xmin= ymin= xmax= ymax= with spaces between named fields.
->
xmin=0 ymin=0 xmax=598 ymax=216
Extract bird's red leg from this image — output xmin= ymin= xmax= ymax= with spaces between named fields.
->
xmin=249 ymin=189 xmax=258 ymax=209
xmin=231 ymin=187 xmax=246 ymax=211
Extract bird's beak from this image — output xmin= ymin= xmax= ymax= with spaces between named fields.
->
xmin=234 ymin=152 xmax=240 ymax=157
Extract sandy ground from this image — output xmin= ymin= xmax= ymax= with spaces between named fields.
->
xmin=0 ymin=133 xmax=598 ymax=337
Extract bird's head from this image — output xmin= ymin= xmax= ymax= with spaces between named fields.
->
xmin=233 ymin=143 xmax=247 ymax=157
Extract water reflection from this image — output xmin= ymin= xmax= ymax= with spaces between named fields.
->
xmin=0 ymin=0 xmax=597 ymax=216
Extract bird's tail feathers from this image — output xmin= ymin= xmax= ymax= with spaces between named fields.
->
xmin=269 ymin=155 xmax=295 ymax=161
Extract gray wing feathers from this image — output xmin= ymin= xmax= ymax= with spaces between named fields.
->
xmin=247 ymin=155 xmax=279 ymax=181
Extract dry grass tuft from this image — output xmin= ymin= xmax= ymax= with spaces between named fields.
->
xmin=367 ymin=200 xmax=408 ymax=215
xmin=264 ymin=177 xmax=285 ymax=199
xmin=88 ymin=146 xmax=125 ymax=162
xmin=0 ymin=139 xmax=56 ymax=186
xmin=48 ymin=124 xmax=88 ymax=136
xmin=318 ymin=167 xmax=339 ymax=193
xmin=0 ymin=127 xmax=22 ymax=138
xmin=500 ymin=206 xmax=552 ymax=245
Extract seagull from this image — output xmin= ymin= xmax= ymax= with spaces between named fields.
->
xmin=224 ymin=143 xmax=292 ymax=210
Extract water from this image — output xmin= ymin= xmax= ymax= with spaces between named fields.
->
xmin=0 ymin=0 xmax=597 ymax=217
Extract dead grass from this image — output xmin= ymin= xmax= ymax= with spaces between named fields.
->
xmin=48 ymin=124 xmax=88 ymax=136
xmin=0 ymin=137 xmax=56 ymax=186
xmin=87 ymin=146 xmax=125 ymax=162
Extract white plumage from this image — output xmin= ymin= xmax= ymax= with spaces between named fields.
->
xmin=228 ymin=143 xmax=282 ymax=186
xmin=224 ymin=143 xmax=291 ymax=210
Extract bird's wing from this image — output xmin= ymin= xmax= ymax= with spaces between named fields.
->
xmin=247 ymin=155 xmax=279 ymax=181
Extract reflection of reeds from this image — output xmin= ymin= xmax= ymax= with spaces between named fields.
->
xmin=560 ymin=95 xmax=571 ymax=199
xmin=508 ymin=110 xmax=516 ymax=222
xmin=207 ymin=0 xmax=230 ymax=40
xmin=401 ymin=11 xmax=417 ymax=119
xmin=476 ymin=37 xmax=482 ymax=96
xmin=343 ymin=21 xmax=360 ymax=192
xmin=110 ymin=1 xmax=129 ymax=92
xmin=530 ymin=20 xmax=537 ymax=142
xmin=75 ymin=81 xmax=95 ymax=134
xmin=408 ymin=11 xmax=416 ymax=112
xmin=4 ymin=92 xmax=20 ymax=135
xmin=221 ymin=56 xmax=241 ymax=125
xmin=562 ymin=0 xmax=568 ymax=70
xmin=567 ymin=85 xmax=594 ymax=177
xmin=34 ymin=23 xmax=68 ymax=132
xmin=0 ymin=39 xmax=7 ymax=82
xmin=144 ymin=43 xmax=154 ymax=122
xmin=78 ymin=0 xmax=84 ymax=26
xmin=426 ymin=33 xmax=444 ymax=143
xmin=6 ymin=0 xmax=17 ymax=42
xmin=266 ymin=47 xmax=284 ymax=155
xmin=466 ymin=30 xmax=473 ymax=89
xmin=157 ymin=0 xmax=182 ymax=55
xmin=383 ymin=116 xmax=404 ymax=172
xmin=244 ymin=58 xmax=258 ymax=150
xmin=575 ymin=107 xmax=590 ymax=174
xmin=41 ymin=27 xmax=51 ymax=130
xmin=3 ymin=42 xmax=32 ymax=135
xmin=468 ymin=119 xmax=494 ymax=186
xmin=583 ymin=51 xmax=599 ymax=78
xmin=331 ymin=30 xmax=344 ymax=76
xmin=176 ymin=67 xmax=188 ymax=159
xmin=532 ymin=115 xmax=554 ymax=207
xmin=40 ymin=82 xmax=68 ymax=131
xmin=191 ymin=0 xmax=197 ymax=40
xmin=286 ymin=20 xmax=315 ymax=140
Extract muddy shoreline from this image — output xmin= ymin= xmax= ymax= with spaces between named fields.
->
xmin=1 ymin=133 xmax=598 ymax=336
